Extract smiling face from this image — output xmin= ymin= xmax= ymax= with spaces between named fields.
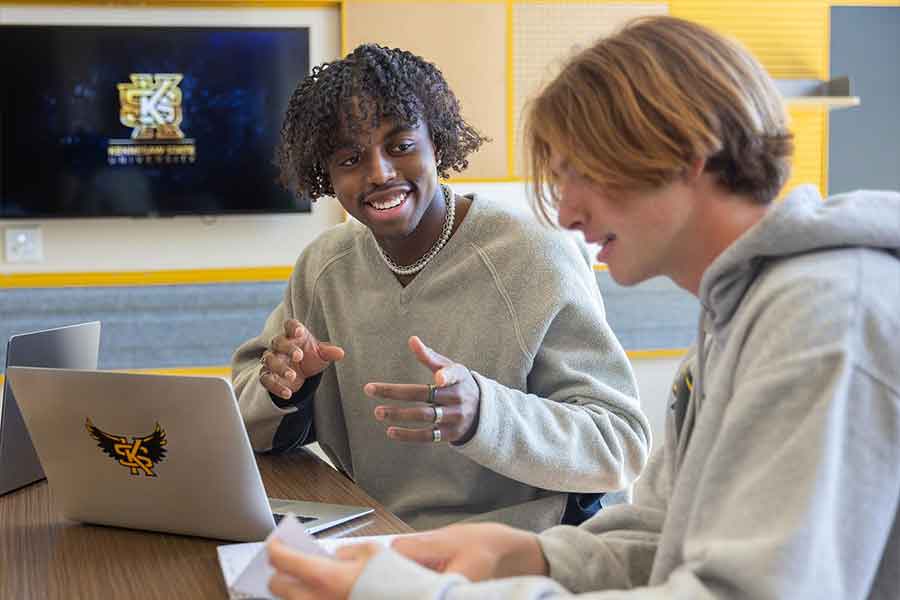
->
xmin=327 ymin=118 xmax=443 ymax=250
xmin=550 ymin=152 xmax=696 ymax=287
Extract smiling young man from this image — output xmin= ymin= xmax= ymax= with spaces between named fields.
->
xmin=232 ymin=44 xmax=651 ymax=532
xmin=263 ymin=18 xmax=900 ymax=600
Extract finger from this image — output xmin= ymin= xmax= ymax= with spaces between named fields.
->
xmin=386 ymin=425 xmax=446 ymax=443
xmin=333 ymin=542 xmax=380 ymax=561
xmin=364 ymin=382 xmax=443 ymax=404
xmin=391 ymin=533 xmax=452 ymax=571
xmin=268 ymin=539 xmax=335 ymax=585
xmin=284 ymin=318 xmax=304 ymax=339
xmin=269 ymin=338 xmax=304 ymax=366
xmin=375 ymin=404 xmax=460 ymax=425
xmin=280 ymin=321 xmax=316 ymax=364
xmin=261 ymin=370 xmax=297 ymax=400
xmin=435 ymin=363 xmax=469 ymax=387
xmin=316 ymin=342 xmax=345 ymax=363
xmin=268 ymin=572 xmax=306 ymax=600
xmin=408 ymin=336 xmax=453 ymax=373
xmin=262 ymin=351 xmax=299 ymax=383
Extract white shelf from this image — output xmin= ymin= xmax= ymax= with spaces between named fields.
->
xmin=777 ymin=76 xmax=860 ymax=111
xmin=784 ymin=96 xmax=861 ymax=110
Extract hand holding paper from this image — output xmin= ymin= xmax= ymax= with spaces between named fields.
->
xmin=217 ymin=514 xmax=398 ymax=600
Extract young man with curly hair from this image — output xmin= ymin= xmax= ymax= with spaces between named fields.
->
xmin=232 ymin=44 xmax=650 ymax=532
xmin=263 ymin=17 xmax=900 ymax=600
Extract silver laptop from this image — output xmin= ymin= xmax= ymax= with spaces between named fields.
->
xmin=6 ymin=367 xmax=372 ymax=542
xmin=0 ymin=322 xmax=101 ymax=496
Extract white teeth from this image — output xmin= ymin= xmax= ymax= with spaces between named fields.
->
xmin=371 ymin=192 xmax=407 ymax=210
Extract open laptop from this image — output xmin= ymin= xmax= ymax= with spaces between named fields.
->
xmin=6 ymin=367 xmax=373 ymax=542
xmin=0 ymin=322 xmax=101 ymax=496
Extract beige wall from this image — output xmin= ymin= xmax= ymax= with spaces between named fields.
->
xmin=344 ymin=1 xmax=666 ymax=180
xmin=344 ymin=2 xmax=508 ymax=179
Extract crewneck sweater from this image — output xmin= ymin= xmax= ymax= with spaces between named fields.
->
xmin=233 ymin=194 xmax=650 ymax=531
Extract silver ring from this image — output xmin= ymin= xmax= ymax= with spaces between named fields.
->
xmin=427 ymin=383 xmax=437 ymax=404
xmin=432 ymin=428 xmax=442 ymax=443
xmin=432 ymin=405 xmax=444 ymax=424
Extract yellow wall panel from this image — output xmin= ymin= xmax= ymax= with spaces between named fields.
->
xmin=343 ymin=1 xmax=508 ymax=179
xmin=671 ymin=1 xmax=830 ymax=194
xmin=670 ymin=1 xmax=829 ymax=79
xmin=784 ymin=107 xmax=828 ymax=196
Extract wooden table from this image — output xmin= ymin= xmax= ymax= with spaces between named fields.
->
xmin=0 ymin=449 xmax=412 ymax=598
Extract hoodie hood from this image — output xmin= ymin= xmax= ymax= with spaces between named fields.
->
xmin=699 ymin=185 xmax=900 ymax=330
xmin=688 ymin=185 xmax=900 ymax=411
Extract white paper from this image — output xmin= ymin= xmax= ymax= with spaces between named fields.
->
xmin=216 ymin=514 xmax=404 ymax=600
xmin=229 ymin=514 xmax=329 ymax=599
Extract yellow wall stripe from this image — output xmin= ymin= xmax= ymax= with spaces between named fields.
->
xmin=0 ymin=367 xmax=231 ymax=391
xmin=0 ymin=0 xmax=340 ymax=6
xmin=626 ymin=348 xmax=688 ymax=359
xmin=0 ymin=266 xmax=293 ymax=288
xmin=506 ymin=0 xmax=516 ymax=177
xmin=447 ymin=176 xmax=524 ymax=183
xmin=339 ymin=0 xmax=348 ymax=56
xmin=1 ymin=260 xmax=605 ymax=287
xmin=123 ymin=366 xmax=232 ymax=376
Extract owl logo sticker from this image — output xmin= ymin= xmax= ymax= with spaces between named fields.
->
xmin=86 ymin=418 xmax=168 ymax=477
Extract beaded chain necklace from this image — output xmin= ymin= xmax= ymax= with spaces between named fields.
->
xmin=373 ymin=184 xmax=456 ymax=276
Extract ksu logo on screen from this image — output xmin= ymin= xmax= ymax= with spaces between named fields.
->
xmin=107 ymin=73 xmax=197 ymax=166
xmin=85 ymin=418 xmax=168 ymax=477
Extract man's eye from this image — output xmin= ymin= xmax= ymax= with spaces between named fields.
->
xmin=393 ymin=142 xmax=415 ymax=153
xmin=337 ymin=155 xmax=359 ymax=167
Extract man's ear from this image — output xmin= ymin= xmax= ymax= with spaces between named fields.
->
xmin=683 ymin=157 xmax=706 ymax=185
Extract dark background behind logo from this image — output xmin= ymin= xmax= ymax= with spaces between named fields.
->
xmin=0 ymin=25 xmax=311 ymax=218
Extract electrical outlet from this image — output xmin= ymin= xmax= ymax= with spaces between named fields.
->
xmin=5 ymin=227 xmax=44 ymax=263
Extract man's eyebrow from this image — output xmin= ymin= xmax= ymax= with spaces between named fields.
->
xmin=332 ymin=140 xmax=359 ymax=151
xmin=385 ymin=124 xmax=418 ymax=138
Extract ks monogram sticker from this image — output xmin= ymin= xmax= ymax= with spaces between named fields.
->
xmin=86 ymin=418 xmax=168 ymax=477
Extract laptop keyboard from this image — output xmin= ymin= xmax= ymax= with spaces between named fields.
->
xmin=273 ymin=513 xmax=316 ymax=525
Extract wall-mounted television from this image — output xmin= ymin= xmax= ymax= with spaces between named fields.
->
xmin=0 ymin=25 xmax=311 ymax=218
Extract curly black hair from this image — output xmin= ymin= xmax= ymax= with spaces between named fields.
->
xmin=276 ymin=44 xmax=489 ymax=200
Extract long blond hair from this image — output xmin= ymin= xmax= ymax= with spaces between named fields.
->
xmin=525 ymin=16 xmax=793 ymax=222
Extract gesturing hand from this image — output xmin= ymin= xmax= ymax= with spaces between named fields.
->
xmin=260 ymin=319 xmax=345 ymax=400
xmin=364 ymin=336 xmax=480 ymax=444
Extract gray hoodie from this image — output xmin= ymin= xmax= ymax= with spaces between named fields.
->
xmin=349 ymin=185 xmax=900 ymax=599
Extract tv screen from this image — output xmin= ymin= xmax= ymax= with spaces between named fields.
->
xmin=0 ymin=25 xmax=311 ymax=218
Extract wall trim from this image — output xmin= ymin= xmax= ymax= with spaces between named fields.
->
xmin=0 ymin=266 xmax=293 ymax=288
xmin=0 ymin=1 xmax=340 ymax=6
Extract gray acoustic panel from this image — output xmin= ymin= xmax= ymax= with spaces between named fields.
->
xmin=0 ymin=274 xmax=696 ymax=373
xmin=0 ymin=282 xmax=286 ymax=370
xmin=595 ymin=271 xmax=699 ymax=350
xmin=829 ymin=6 xmax=900 ymax=194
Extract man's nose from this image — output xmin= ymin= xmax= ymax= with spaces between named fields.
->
xmin=366 ymin=151 xmax=396 ymax=186
xmin=556 ymin=186 xmax=584 ymax=232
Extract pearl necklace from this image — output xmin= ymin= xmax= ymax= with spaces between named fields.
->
xmin=373 ymin=184 xmax=456 ymax=276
